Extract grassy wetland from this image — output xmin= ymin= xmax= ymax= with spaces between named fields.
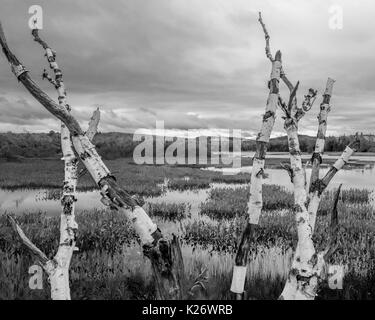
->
xmin=1 ymin=157 xmax=375 ymax=300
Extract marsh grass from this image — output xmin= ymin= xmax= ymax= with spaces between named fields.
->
xmin=199 ymin=185 xmax=372 ymax=220
xmin=147 ymin=202 xmax=191 ymax=221
xmin=0 ymin=159 xmax=252 ymax=196
xmin=0 ymin=199 xmax=374 ymax=300
xmin=199 ymin=185 xmax=294 ymax=220
xmin=1 ymin=159 xmax=374 ymax=300
xmin=167 ymin=178 xmax=211 ymax=191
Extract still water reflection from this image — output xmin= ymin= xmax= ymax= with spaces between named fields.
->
xmin=1 ymin=163 xmax=374 ymax=217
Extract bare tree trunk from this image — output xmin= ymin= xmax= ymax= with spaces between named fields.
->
xmin=230 ymin=13 xmax=281 ymax=299
xmin=277 ymin=84 xmax=318 ymax=299
xmin=0 ymin=22 xmax=185 ymax=300
xmin=278 ymin=80 xmax=360 ymax=300
xmin=32 ymin=29 xmax=79 ymax=300
xmin=308 ymin=78 xmax=335 ymax=231
xmin=280 ymin=116 xmax=316 ymax=300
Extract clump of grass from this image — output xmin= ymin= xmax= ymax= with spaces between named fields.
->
xmin=318 ymin=188 xmax=372 ymax=216
xmin=0 ymin=210 xmax=137 ymax=256
xmin=211 ymin=174 xmax=250 ymax=184
xmin=167 ymin=178 xmax=210 ymax=191
xmin=184 ymin=212 xmax=295 ymax=254
xmin=147 ymin=202 xmax=191 ymax=221
xmin=200 ymin=185 xmax=294 ymax=220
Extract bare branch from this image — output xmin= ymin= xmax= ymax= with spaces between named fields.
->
xmin=277 ymin=96 xmax=290 ymax=117
xmin=308 ymin=138 xmax=360 ymax=232
xmin=280 ymin=68 xmax=294 ymax=92
xmin=0 ymin=23 xmax=82 ymax=135
xmin=7 ymin=215 xmax=49 ymax=265
xmin=86 ymin=108 xmax=100 ymax=141
xmin=302 ymin=88 xmax=318 ymax=112
xmin=295 ymin=87 xmax=318 ymax=121
xmin=287 ymin=80 xmax=299 ymax=113
xmin=279 ymin=81 xmax=316 ymax=123
xmin=280 ymin=162 xmax=293 ymax=183
xmin=319 ymin=139 xmax=360 ymax=191
xmin=42 ymin=69 xmax=57 ymax=87
xmin=309 ymin=78 xmax=335 ymax=193
xmin=258 ymin=12 xmax=273 ymax=62
xmin=32 ymin=28 xmax=50 ymax=50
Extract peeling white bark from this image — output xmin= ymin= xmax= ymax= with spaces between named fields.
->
xmin=324 ymin=78 xmax=335 ymax=96
xmin=248 ymin=158 xmax=264 ymax=224
xmin=279 ymin=79 xmax=357 ymax=299
xmin=33 ymin=29 xmax=79 ymax=300
xmin=230 ymin=266 xmax=247 ymax=294
xmin=71 ymin=135 xmax=110 ymax=182
xmin=1 ymin=21 xmax=184 ymax=300
xmin=333 ymin=146 xmax=355 ymax=170
xmin=308 ymin=145 xmax=356 ymax=231
xmin=231 ymin=14 xmax=282 ymax=296
xmin=308 ymin=78 xmax=334 ymax=196
xmin=280 ymin=119 xmax=316 ymax=300
xmin=119 ymin=206 xmax=157 ymax=244
xmin=247 ymin=59 xmax=281 ymax=221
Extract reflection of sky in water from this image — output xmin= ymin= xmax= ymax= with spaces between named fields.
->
xmin=204 ymin=166 xmax=375 ymax=191
xmin=0 ymin=189 xmax=104 ymax=216
xmin=220 ymin=151 xmax=375 ymax=163
xmin=1 ymin=160 xmax=374 ymax=217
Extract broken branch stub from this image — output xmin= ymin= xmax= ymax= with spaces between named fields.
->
xmin=0 ymin=22 xmax=185 ymax=300
xmin=86 ymin=108 xmax=101 ymax=141
xmin=6 ymin=215 xmax=49 ymax=265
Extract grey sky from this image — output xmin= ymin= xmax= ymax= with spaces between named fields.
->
xmin=0 ymin=0 xmax=374 ymax=137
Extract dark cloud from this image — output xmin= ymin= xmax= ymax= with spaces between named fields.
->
xmin=0 ymin=0 xmax=374 ymax=135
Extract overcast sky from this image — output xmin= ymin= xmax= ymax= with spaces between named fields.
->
xmin=0 ymin=0 xmax=374 ymax=137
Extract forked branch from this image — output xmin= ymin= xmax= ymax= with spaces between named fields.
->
xmin=0 ymin=21 xmax=185 ymax=300
xmin=7 ymin=215 xmax=49 ymax=266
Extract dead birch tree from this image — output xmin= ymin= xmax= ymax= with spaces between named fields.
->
xmin=5 ymin=29 xmax=100 ymax=299
xmin=230 ymin=12 xmax=282 ymax=299
xmin=232 ymin=12 xmax=361 ymax=300
xmin=0 ymin=23 xmax=185 ymax=299
xmin=276 ymin=63 xmax=359 ymax=300
xmin=279 ymin=79 xmax=360 ymax=299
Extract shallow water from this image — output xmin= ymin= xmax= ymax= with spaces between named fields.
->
xmin=203 ymin=165 xmax=375 ymax=191
xmin=0 ymin=183 xmax=224 ymax=217
xmin=1 ymin=158 xmax=374 ymax=216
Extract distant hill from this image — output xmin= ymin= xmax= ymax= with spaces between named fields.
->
xmin=0 ymin=131 xmax=374 ymax=161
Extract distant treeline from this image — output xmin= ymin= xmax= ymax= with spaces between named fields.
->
xmin=0 ymin=131 xmax=374 ymax=161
